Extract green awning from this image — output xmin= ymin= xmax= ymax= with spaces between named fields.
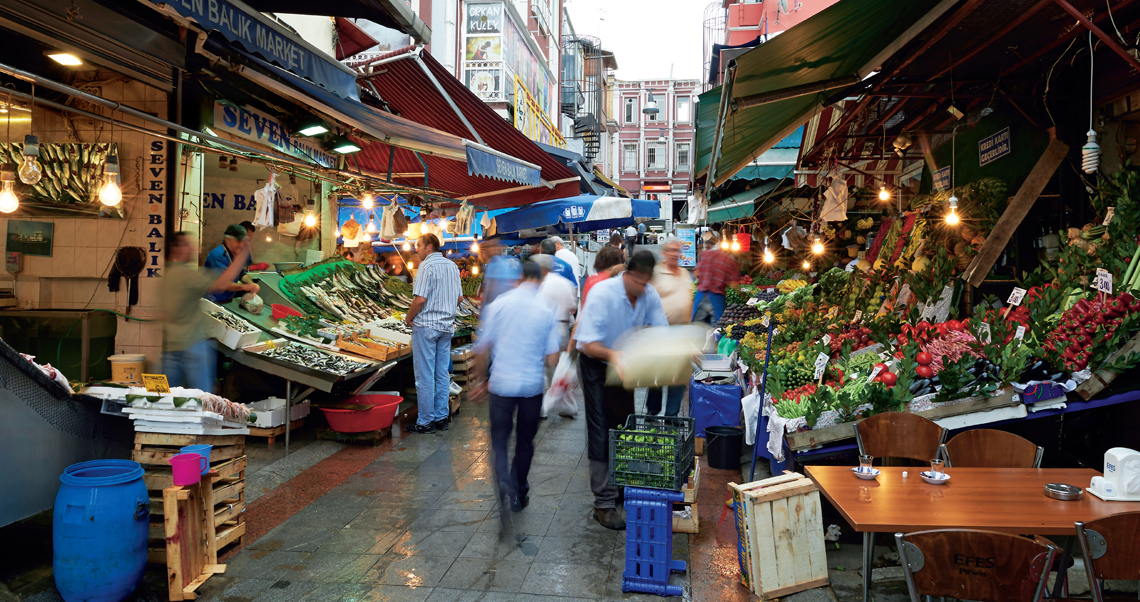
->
xmin=734 ymin=164 xmax=793 ymax=181
xmin=703 ymin=0 xmax=957 ymax=188
xmin=706 ymin=180 xmax=781 ymax=222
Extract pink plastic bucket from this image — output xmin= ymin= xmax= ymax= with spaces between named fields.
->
xmin=170 ymin=453 xmax=204 ymax=486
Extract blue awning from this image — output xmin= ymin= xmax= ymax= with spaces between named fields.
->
xmin=494 ymin=195 xmax=659 ymax=233
xmin=465 ymin=144 xmax=542 ymax=187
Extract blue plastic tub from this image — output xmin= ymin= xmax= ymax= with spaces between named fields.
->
xmin=53 ymin=459 xmax=149 ymax=602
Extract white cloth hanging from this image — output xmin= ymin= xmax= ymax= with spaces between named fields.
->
xmin=821 ymin=169 xmax=848 ymax=222
xmin=252 ymin=182 xmax=275 ymax=228
xmin=379 ymin=205 xmax=397 ymax=240
xmin=455 ymin=202 xmax=476 ymax=236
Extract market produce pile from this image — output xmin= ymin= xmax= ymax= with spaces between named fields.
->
xmin=712 ymin=169 xmax=1140 ymax=431
xmin=255 ymin=343 xmax=368 ymax=376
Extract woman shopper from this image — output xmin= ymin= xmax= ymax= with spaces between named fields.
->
xmin=646 ymin=237 xmax=693 ymax=417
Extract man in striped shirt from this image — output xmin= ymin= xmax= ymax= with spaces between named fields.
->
xmin=404 ymin=233 xmax=463 ymax=434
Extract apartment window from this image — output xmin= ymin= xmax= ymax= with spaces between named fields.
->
xmin=676 ymin=142 xmax=691 ymax=171
xmin=647 ymin=143 xmax=666 ymax=170
xmin=624 ymin=97 xmax=636 ymax=124
xmin=622 ymin=143 xmax=638 ymax=172
xmin=676 ymin=97 xmax=692 ymax=123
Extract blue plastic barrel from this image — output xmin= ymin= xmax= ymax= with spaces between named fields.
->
xmin=53 ymin=460 xmax=150 ymax=602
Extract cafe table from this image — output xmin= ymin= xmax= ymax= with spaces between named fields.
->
xmin=806 ymin=466 xmax=1140 ymax=602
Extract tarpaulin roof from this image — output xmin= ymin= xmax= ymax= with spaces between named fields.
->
xmin=335 ymin=17 xmax=380 ymax=61
xmin=243 ymin=0 xmax=431 ymax=43
xmin=494 ymin=195 xmax=659 ymax=233
xmin=794 ymin=100 xmax=917 ymax=188
xmin=701 ymin=0 xmax=958 ymax=188
xmin=354 ymin=48 xmax=580 ymax=209
xmin=706 ymin=179 xmax=782 ymax=222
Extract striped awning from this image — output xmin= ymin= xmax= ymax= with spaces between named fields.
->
xmin=794 ymin=101 xmax=920 ymax=189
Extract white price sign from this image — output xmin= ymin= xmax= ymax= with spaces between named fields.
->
xmin=746 ymin=297 xmax=760 ymax=306
xmin=868 ymin=364 xmax=884 ymax=381
xmin=1014 ymin=325 xmax=1026 ymax=340
xmin=761 ymin=315 xmax=770 ymax=326
xmin=1103 ymin=207 xmax=1115 ymax=226
xmin=827 ymin=306 xmax=839 ymax=319
xmin=854 ymin=310 xmax=863 ymax=322
xmin=821 ymin=334 xmax=832 ymax=346
xmin=813 ymin=352 xmax=830 ymax=380
xmin=1096 ymin=268 xmax=1113 ymax=294
xmin=979 ymin=322 xmax=992 ymax=344
xmin=1007 ymin=287 xmax=1027 ymax=307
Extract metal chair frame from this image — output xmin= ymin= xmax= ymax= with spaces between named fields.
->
xmin=895 ymin=530 xmax=1056 ymax=602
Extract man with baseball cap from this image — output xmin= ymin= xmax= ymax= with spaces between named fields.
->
xmin=204 ymin=224 xmax=260 ymax=303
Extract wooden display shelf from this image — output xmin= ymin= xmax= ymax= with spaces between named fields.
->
xmin=1075 ymin=330 xmax=1140 ymax=400
xmin=316 ymin=426 xmax=392 ymax=446
xmin=246 ymin=418 xmax=305 ymax=449
xmin=784 ymin=386 xmax=1019 ymax=451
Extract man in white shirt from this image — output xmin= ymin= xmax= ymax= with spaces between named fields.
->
xmin=625 ymin=224 xmax=637 ymax=257
xmin=549 ymin=236 xmax=581 ymax=287
xmin=532 ymin=254 xmax=576 ymax=347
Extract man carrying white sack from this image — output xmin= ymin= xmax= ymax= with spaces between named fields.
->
xmin=575 ymin=250 xmax=668 ymax=530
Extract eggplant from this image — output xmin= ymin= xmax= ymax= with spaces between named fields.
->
xmin=909 ymin=378 xmax=930 ymax=394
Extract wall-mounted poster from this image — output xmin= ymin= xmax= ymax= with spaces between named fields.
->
xmin=465 ymin=36 xmax=502 ymax=61
xmin=466 ymin=3 xmax=503 ymax=34
xmin=7 ymin=219 xmax=53 ymax=256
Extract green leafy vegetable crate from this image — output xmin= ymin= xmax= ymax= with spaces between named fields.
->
xmin=608 ymin=415 xmax=695 ymax=491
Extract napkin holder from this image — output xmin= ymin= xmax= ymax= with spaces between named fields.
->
xmin=1087 ymin=447 xmax=1140 ymax=501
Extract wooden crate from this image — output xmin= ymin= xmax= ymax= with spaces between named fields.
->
xmin=784 ymin=386 xmax=1019 ymax=451
xmin=132 ymin=432 xmax=245 ymax=466
xmin=161 ymin=478 xmax=226 ymax=601
xmin=728 ymin=473 xmax=829 ymax=600
xmin=672 ymin=464 xmax=701 ymax=534
xmin=449 ymin=394 xmax=461 ymax=417
xmin=337 ymin=336 xmax=407 ymax=361
xmin=246 ymin=418 xmax=305 ymax=449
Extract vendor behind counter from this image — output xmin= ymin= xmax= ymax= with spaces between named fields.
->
xmin=204 ymin=223 xmax=261 ymax=303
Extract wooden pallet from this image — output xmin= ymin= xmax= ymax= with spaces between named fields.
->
xmin=161 ymin=478 xmax=226 ymax=601
xmin=316 ymin=427 xmax=392 ymax=446
xmin=132 ymin=432 xmax=245 ymax=466
xmin=246 ymin=418 xmax=305 ymax=449
xmin=672 ymin=465 xmax=700 ymax=534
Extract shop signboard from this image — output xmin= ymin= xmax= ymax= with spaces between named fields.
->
xmin=513 ymin=76 xmax=565 ymax=148
xmin=462 ymin=1 xmax=554 ymax=117
xmin=467 ymin=2 xmax=503 ymax=33
xmin=148 ymin=0 xmax=355 ymax=99
xmin=465 ymin=145 xmax=541 ymax=187
xmin=932 ymin=165 xmax=951 ymax=191
xmin=978 ymin=127 xmax=1011 ymax=167
xmin=212 ymin=102 xmax=338 ymax=169
xmin=677 ymin=225 xmax=697 ymax=267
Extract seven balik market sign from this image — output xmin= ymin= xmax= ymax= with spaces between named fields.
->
xmin=213 ymin=102 xmax=338 ymax=169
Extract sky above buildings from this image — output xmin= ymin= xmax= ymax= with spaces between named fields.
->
xmin=564 ymin=0 xmax=708 ymax=80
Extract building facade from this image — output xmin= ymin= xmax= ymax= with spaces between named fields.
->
xmin=613 ymin=79 xmax=699 ymax=221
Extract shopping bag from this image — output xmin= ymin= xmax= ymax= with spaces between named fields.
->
xmin=542 ymin=352 xmax=578 ymax=417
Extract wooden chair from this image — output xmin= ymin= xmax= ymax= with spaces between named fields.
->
xmin=895 ymin=529 xmax=1057 ymax=602
xmin=1076 ymin=511 xmax=1140 ymax=602
xmin=941 ymin=429 xmax=1044 ymax=468
xmin=854 ymin=412 xmax=946 ymax=602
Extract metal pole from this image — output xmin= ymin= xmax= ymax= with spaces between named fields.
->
xmin=285 ymin=380 xmax=292 ymax=456
xmin=749 ymin=319 xmax=776 ymax=482
xmin=80 ymin=313 xmax=90 ymax=383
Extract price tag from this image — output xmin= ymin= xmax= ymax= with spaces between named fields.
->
xmin=857 ymin=250 xmax=866 ymax=259
xmin=746 ymin=297 xmax=759 ymax=306
xmin=1007 ymin=287 xmax=1027 ymax=307
xmin=267 ymin=340 xmax=277 ymax=349
xmin=827 ymin=306 xmax=839 ymax=319
xmin=1014 ymin=325 xmax=1026 ymax=340
xmin=1096 ymin=268 xmax=1113 ymax=294
xmin=854 ymin=310 xmax=863 ymax=322
xmin=813 ymin=352 xmax=830 ymax=380
xmin=979 ymin=322 xmax=992 ymax=344
xmin=142 ymin=374 xmax=171 ymax=394
xmin=821 ymin=334 xmax=832 ymax=346
xmin=761 ymin=315 xmax=770 ymax=326
xmin=1103 ymin=207 xmax=1115 ymax=226
xmin=868 ymin=364 xmax=884 ymax=381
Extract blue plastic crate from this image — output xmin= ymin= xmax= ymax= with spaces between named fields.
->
xmin=623 ymin=487 xmax=687 ymax=597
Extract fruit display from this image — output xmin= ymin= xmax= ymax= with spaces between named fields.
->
xmin=777 ymin=279 xmax=809 ymax=294
xmin=717 ymin=304 xmax=762 ymax=328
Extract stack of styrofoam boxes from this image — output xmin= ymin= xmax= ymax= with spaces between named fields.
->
xmin=247 ymin=397 xmax=311 ymax=428
xmin=200 ymin=299 xmax=261 ymax=349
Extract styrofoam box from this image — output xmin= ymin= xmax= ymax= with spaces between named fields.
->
xmin=201 ymin=299 xmax=261 ymax=349
xmin=363 ymin=319 xmax=412 ymax=345
xmin=248 ymin=399 xmax=310 ymax=428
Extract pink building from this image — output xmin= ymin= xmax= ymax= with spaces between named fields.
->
xmin=614 ymin=79 xmax=700 ymax=223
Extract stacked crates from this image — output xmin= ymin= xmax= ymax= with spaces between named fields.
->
xmin=622 ymin=487 xmax=687 ymax=596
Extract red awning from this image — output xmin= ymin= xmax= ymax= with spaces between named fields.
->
xmin=353 ymin=48 xmax=579 ymax=209
xmin=335 ymin=17 xmax=379 ymax=61
xmin=794 ymin=101 xmax=920 ymax=189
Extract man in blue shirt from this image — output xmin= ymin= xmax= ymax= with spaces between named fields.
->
xmin=575 ymin=250 xmax=668 ymax=530
xmin=203 ymin=224 xmax=260 ymax=303
xmin=637 ymin=221 xmax=647 ymax=245
xmin=471 ymin=262 xmax=561 ymax=517
xmin=479 ymin=235 xmax=521 ymax=309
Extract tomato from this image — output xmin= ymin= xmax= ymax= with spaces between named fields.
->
xmin=880 ymin=372 xmax=898 ymax=387
xmin=916 ymin=352 xmax=933 ymax=366
xmin=935 ymin=324 xmax=950 ymax=337
xmin=873 ymin=362 xmax=888 ymax=374
xmin=917 ymin=320 xmax=932 ymax=332
xmin=915 ymin=365 xmax=935 ymax=379
xmin=946 ymin=320 xmax=964 ymax=332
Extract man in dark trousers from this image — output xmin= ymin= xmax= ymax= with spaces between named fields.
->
xmin=575 ymin=251 xmax=668 ymax=529
xmin=470 ymin=262 xmax=561 ymax=520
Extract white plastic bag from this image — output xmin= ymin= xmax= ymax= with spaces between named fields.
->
xmin=542 ymin=352 xmax=578 ymax=417
xmin=240 ymin=293 xmax=264 ymax=315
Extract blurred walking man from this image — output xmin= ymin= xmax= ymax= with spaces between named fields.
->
xmin=471 ymin=262 xmax=561 ymax=517
xmin=575 ymin=251 xmax=668 ymax=529
xmin=404 ymin=233 xmax=462 ymax=434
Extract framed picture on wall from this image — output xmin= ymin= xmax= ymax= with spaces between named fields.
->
xmin=7 ymin=219 xmax=53 ymax=256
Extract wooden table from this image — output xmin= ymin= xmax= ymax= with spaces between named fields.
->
xmin=806 ymin=466 xmax=1140 ymax=601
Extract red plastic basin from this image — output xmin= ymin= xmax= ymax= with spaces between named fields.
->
xmin=271 ymin=304 xmax=304 ymax=321
xmin=320 ymin=394 xmax=402 ymax=433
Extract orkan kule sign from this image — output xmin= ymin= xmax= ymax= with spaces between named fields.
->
xmin=978 ymin=127 xmax=1011 ymax=167
xmin=466 ymin=3 xmax=503 ymax=34
xmin=213 ymin=102 xmax=338 ymax=169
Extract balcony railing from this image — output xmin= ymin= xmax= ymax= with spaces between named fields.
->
xmin=462 ymin=60 xmax=516 ymax=104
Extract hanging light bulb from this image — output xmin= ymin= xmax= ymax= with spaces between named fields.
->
xmin=304 ymin=211 xmax=317 ymax=228
xmin=811 ymin=237 xmax=824 ymax=255
xmin=878 ymin=186 xmax=890 ymax=202
xmin=19 ymin=135 xmax=41 ymax=185
xmin=471 ymin=241 xmax=480 ymax=253
xmin=472 ymin=265 xmax=479 ymax=275
xmin=762 ymin=237 xmax=774 ymax=264
xmin=720 ymin=235 xmax=729 ymax=250
xmin=730 ymin=237 xmax=741 ymax=252
xmin=945 ymin=195 xmax=960 ymax=226
xmin=265 ymin=234 xmax=273 ymax=242
xmin=99 ymin=155 xmax=122 ymax=206
xmin=408 ymin=261 xmax=414 ymax=270
xmin=366 ymin=216 xmax=376 ymax=233
xmin=334 ymin=227 xmax=340 ymax=237
xmin=1082 ymin=130 xmax=1100 ymax=174
xmin=402 ymin=241 xmax=411 ymax=251
xmin=802 ymin=260 xmax=811 ymax=270
xmin=362 ymin=191 xmax=374 ymax=210
xmin=0 ymin=164 xmax=18 ymax=213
